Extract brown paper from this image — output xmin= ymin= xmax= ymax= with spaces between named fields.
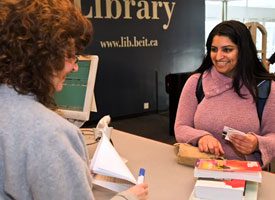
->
xmin=174 ymin=143 xmax=219 ymax=167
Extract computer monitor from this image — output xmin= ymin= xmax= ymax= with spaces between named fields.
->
xmin=54 ymin=55 xmax=98 ymax=126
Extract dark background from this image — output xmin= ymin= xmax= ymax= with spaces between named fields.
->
xmin=75 ymin=0 xmax=205 ymax=121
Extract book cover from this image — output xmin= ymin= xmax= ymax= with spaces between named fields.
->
xmin=90 ymin=133 xmax=137 ymax=192
xmin=194 ymin=179 xmax=245 ymax=200
xmin=194 ymin=159 xmax=262 ymax=183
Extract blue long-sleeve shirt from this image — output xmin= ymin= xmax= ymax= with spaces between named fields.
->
xmin=0 ymin=85 xmax=137 ymax=200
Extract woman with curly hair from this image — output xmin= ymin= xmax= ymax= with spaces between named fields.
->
xmin=0 ymin=0 xmax=148 ymax=199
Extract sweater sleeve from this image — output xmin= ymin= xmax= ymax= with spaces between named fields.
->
xmin=111 ymin=191 xmax=138 ymax=200
xmin=256 ymin=81 xmax=275 ymax=167
xmin=27 ymin=128 xmax=95 ymax=200
xmin=174 ymin=73 xmax=211 ymax=145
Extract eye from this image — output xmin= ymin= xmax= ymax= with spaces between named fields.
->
xmin=223 ymin=47 xmax=234 ymax=53
xmin=210 ymin=47 xmax=217 ymax=52
xmin=75 ymin=55 xmax=79 ymax=64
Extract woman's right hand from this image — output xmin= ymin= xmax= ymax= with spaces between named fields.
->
xmin=127 ymin=183 xmax=148 ymax=200
xmin=198 ymin=134 xmax=224 ymax=156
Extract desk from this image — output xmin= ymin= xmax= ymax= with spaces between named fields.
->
xmin=84 ymin=129 xmax=275 ymax=200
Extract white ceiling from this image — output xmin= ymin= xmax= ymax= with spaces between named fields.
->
xmin=206 ymin=0 xmax=275 ymax=9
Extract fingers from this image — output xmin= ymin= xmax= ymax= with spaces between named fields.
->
xmin=218 ymin=141 xmax=225 ymax=155
xmin=140 ymin=183 xmax=149 ymax=200
xmin=198 ymin=138 xmax=208 ymax=152
xmin=198 ymin=132 xmax=258 ymax=157
xmin=229 ymin=133 xmax=258 ymax=155
xmin=207 ymin=141 xmax=216 ymax=154
xmin=128 ymin=183 xmax=149 ymax=200
xmin=231 ymin=141 xmax=250 ymax=154
xmin=198 ymin=135 xmax=224 ymax=156
xmin=139 ymin=183 xmax=149 ymax=191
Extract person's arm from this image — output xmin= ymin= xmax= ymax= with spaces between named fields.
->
xmin=254 ymin=81 xmax=275 ymax=167
xmin=228 ymin=82 xmax=275 ymax=167
xmin=111 ymin=191 xmax=138 ymax=200
xmin=28 ymin=128 xmax=94 ymax=200
xmin=111 ymin=183 xmax=148 ymax=200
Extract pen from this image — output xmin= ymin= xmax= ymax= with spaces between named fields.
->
xmin=137 ymin=168 xmax=145 ymax=184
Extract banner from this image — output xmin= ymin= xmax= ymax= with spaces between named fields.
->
xmin=74 ymin=0 xmax=205 ymax=120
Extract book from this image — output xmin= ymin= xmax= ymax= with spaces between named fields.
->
xmin=244 ymin=181 xmax=258 ymax=200
xmin=194 ymin=178 xmax=245 ymax=200
xmin=194 ymin=159 xmax=262 ymax=183
xmin=90 ymin=133 xmax=137 ymax=192
xmin=189 ymin=181 xmax=258 ymax=200
xmin=92 ymin=174 xmax=135 ymax=193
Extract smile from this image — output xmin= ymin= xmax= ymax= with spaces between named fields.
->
xmin=216 ymin=61 xmax=229 ymax=66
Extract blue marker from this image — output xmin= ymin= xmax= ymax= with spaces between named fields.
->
xmin=137 ymin=168 xmax=145 ymax=184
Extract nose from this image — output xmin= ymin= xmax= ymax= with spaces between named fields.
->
xmin=216 ymin=49 xmax=224 ymax=60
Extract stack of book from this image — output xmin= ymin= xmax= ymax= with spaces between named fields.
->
xmin=189 ymin=159 xmax=262 ymax=200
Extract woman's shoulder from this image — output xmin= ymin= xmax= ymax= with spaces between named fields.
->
xmin=179 ymin=72 xmax=202 ymax=95
xmin=17 ymin=96 xmax=81 ymax=142
xmin=184 ymin=72 xmax=206 ymax=87
xmin=187 ymin=72 xmax=201 ymax=83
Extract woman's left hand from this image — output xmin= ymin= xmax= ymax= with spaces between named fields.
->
xmin=229 ymin=132 xmax=258 ymax=155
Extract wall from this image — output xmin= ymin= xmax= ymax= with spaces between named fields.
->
xmin=74 ymin=0 xmax=205 ymax=121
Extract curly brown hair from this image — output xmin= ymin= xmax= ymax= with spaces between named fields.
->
xmin=0 ymin=0 xmax=93 ymax=109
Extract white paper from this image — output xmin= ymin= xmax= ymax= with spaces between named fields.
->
xmin=223 ymin=126 xmax=246 ymax=141
xmin=90 ymin=133 xmax=137 ymax=192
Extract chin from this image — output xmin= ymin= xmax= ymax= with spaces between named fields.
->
xmin=216 ymin=68 xmax=228 ymax=74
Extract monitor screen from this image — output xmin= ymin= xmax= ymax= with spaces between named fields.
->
xmin=54 ymin=55 xmax=98 ymax=125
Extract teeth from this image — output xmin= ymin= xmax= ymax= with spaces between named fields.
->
xmin=216 ymin=61 xmax=228 ymax=66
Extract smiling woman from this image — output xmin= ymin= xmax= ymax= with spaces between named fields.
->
xmin=174 ymin=20 xmax=275 ymax=170
xmin=206 ymin=0 xmax=275 ymax=68
xmin=53 ymin=54 xmax=80 ymax=92
xmin=0 ymin=0 xmax=149 ymax=200
xmin=210 ymin=35 xmax=238 ymax=77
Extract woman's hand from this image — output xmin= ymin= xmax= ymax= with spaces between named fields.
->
xmin=229 ymin=132 xmax=258 ymax=155
xmin=127 ymin=183 xmax=148 ymax=200
xmin=198 ymin=134 xmax=224 ymax=156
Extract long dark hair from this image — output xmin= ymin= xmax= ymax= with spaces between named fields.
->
xmin=195 ymin=20 xmax=275 ymax=100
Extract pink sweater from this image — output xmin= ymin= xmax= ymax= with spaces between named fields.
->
xmin=174 ymin=67 xmax=275 ymax=166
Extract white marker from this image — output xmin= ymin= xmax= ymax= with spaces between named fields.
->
xmin=137 ymin=168 xmax=145 ymax=184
